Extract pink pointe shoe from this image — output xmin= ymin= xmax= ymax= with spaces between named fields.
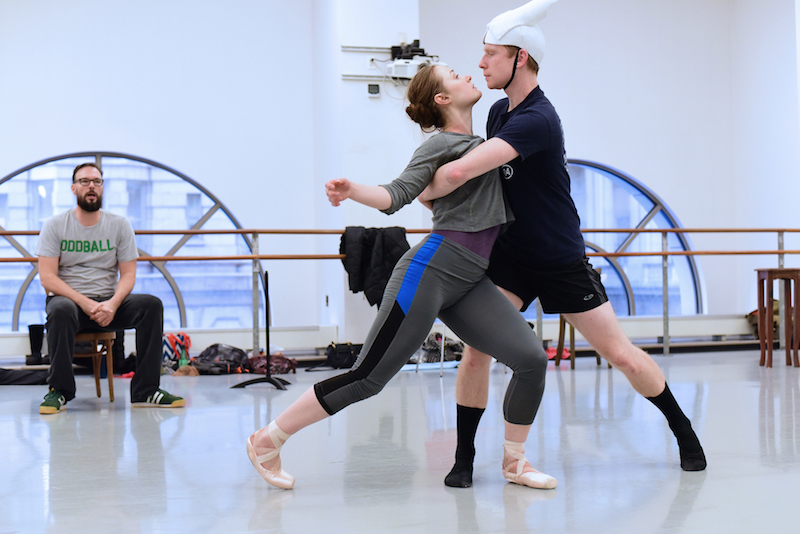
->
xmin=247 ymin=421 xmax=295 ymax=489
xmin=502 ymin=440 xmax=557 ymax=489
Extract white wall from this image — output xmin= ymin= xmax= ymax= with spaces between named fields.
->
xmin=333 ymin=0 xmax=431 ymax=342
xmin=0 ymin=0 xmax=320 ymax=328
xmin=1 ymin=0 xmax=799 ymax=344
xmin=729 ymin=0 xmax=800 ymax=307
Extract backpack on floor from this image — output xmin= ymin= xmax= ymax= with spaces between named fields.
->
xmin=191 ymin=343 xmax=248 ymax=374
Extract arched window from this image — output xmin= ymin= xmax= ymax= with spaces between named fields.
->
xmin=527 ymin=160 xmax=703 ymax=321
xmin=0 ymin=152 xmax=262 ymax=332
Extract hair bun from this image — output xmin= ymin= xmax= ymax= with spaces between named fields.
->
xmin=405 ymin=65 xmax=444 ymax=132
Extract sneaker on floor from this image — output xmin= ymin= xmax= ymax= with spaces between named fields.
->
xmin=132 ymin=389 xmax=185 ymax=408
xmin=39 ymin=389 xmax=67 ymax=414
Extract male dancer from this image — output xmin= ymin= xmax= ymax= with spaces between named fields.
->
xmin=419 ymin=0 xmax=706 ymax=488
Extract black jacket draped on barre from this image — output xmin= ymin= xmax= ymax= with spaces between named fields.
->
xmin=339 ymin=226 xmax=410 ymax=306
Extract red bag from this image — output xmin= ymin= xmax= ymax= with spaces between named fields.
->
xmin=248 ymin=352 xmax=297 ymax=375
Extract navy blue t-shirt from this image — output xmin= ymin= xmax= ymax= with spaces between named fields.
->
xmin=488 ymin=86 xmax=585 ymax=267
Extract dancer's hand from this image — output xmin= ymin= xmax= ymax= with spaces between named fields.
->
xmin=325 ymin=178 xmax=392 ymax=210
xmin=325 ymin=178 xmax=351 ymax=206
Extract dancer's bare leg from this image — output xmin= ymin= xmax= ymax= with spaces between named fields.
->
xmin=455 ymin=346 xmax=492 ymax=408
xmin=564 ymin=302 xmax=706 ymax=471
xmin=563 ymin=302 xmax=664 ymax=396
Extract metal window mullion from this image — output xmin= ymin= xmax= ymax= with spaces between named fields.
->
xmin=252 ymin=232 xmax=260 ymax=354
xmin=662 ymin=231 xmax=670 ymax=355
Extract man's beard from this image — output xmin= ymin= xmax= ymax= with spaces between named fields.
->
xmin=77 ymin=194 xmax=102 ymax=212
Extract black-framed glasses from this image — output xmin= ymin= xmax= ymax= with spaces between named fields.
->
xmin=74 ymin=178 xmax=104 ymax=186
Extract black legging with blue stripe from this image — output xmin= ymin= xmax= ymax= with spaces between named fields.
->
xmin=314 ymin=233 xmax=548 ymax=425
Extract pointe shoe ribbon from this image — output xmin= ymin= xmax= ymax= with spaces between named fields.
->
xmin=502 ymin=440 xmax=557 ymax=489
xmin=247 ymin=421 xmax=295 ymax=489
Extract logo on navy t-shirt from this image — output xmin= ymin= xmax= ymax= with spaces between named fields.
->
xmin=501 ymin=164 xmax=514 ymax=180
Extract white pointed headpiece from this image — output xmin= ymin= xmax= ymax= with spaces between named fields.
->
xmin=484 ymin=0 xmax=558 ymax=65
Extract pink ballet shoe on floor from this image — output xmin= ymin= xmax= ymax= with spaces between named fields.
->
xmin=247 ymin=421 xmax=295 ymax=489
xmin=502 ymin=440 xmax=557 ymax=489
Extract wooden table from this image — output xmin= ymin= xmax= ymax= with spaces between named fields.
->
xmin=756 ymin=268 xmax=800 ymax=367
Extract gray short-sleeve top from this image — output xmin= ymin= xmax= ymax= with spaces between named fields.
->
xmin=380 ymin=132 xmax=512 ymax=232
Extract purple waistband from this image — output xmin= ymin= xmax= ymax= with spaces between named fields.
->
xmin=432 ymin=226 xmax=501 ymax=260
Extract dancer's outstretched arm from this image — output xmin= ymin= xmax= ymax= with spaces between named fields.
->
xmin=325 ymin=178 xmax=392 ymax=210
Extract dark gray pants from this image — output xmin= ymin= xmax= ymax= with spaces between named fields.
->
xmin=45 ymin=294 xmax=163 ymax=402
xmin=315 ymin=234 xmax=548 ymax=425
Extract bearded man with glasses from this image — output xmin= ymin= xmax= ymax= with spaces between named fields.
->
xmin=35 ymin=162 xmax=184 ymax=414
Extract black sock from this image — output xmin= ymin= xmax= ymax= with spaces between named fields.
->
xmin=444 ymin=405 xmax=485 ymax=487
xmin=647 ymin=383 xmax=707 ymax=471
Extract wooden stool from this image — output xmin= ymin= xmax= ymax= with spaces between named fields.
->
xmin=554 ymin=315 xmax=608 ymax=369
xmin=756 ymin=268 xmax=800 ymax=368
xmin=74 ymin=331 xmax=117 ymax=401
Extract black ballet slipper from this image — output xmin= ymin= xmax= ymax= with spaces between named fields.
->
xmin=680 ymin=447 xmax=707 ymax=471
xmin=444 ymin=462 xmax=474 ymax=488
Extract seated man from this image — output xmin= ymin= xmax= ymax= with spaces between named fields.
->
xmin=35 ymin=162 xmax=184 ymax=414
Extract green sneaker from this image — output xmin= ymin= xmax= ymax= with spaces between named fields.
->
xmin=39 ymin=389 xmax=67 ymax=414
xmin=132 ymin=388 xmax=185 ymax=408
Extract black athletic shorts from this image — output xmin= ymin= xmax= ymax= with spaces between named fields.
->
xmin=486 ymin=248 xmax=608 ymax=314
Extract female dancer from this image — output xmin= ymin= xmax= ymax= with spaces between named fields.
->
xmin=247 ymin=64 xmax=554 ymax=490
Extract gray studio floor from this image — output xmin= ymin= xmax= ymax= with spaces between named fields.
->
xmin=1 ymin=349 xmax=799 ymax=534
